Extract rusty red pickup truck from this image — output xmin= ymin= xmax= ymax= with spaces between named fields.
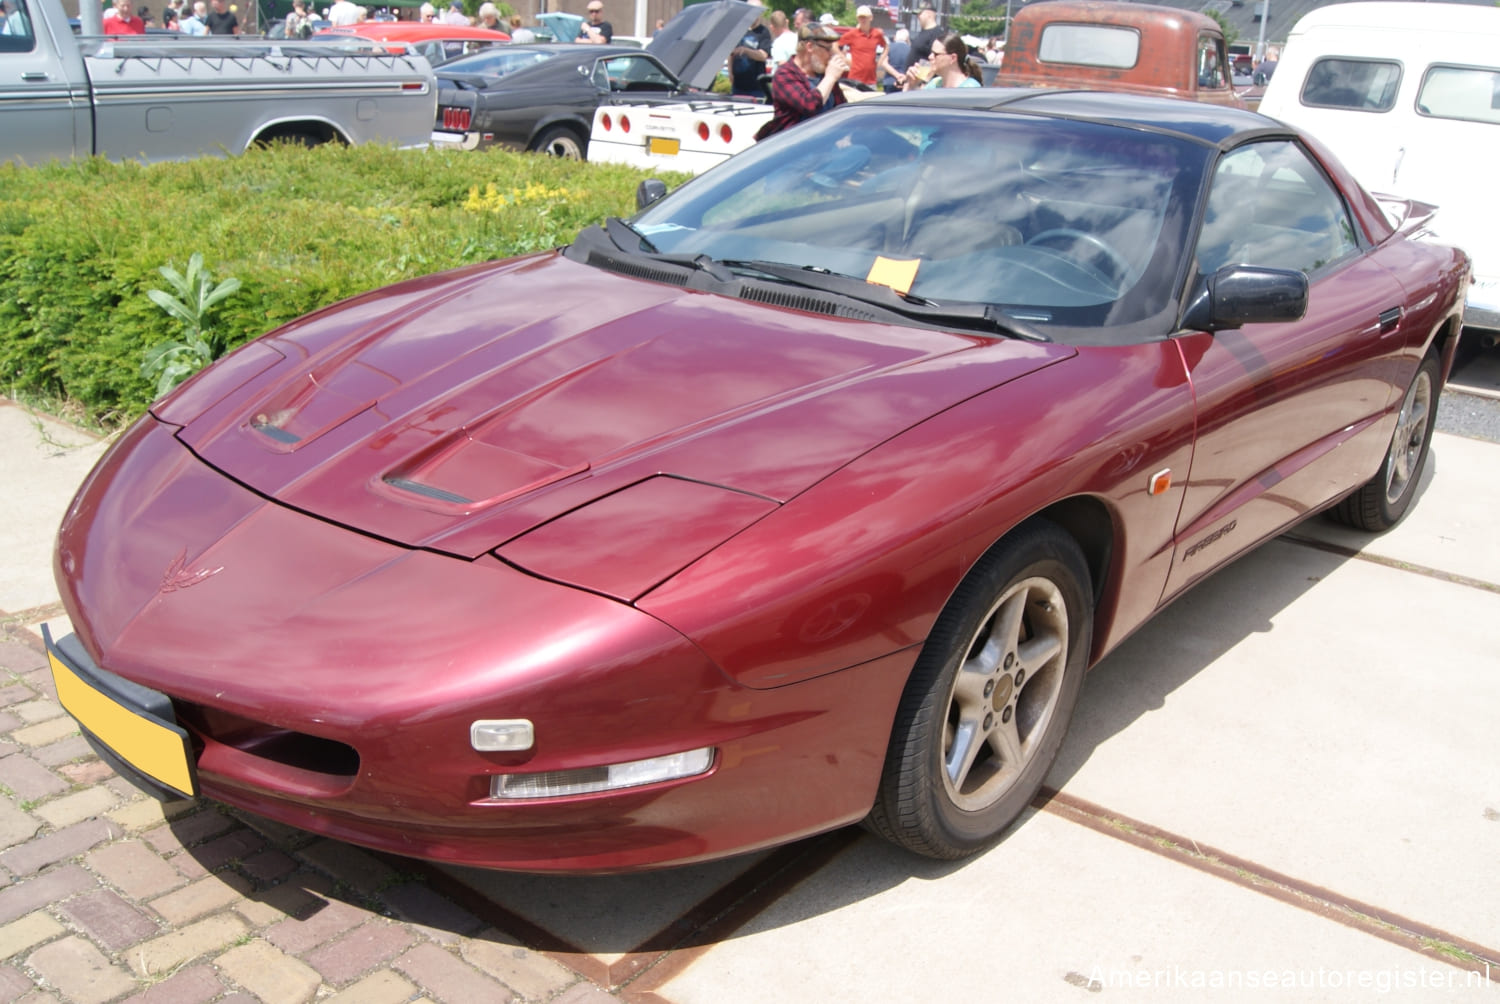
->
xmin=995 ymin=0 xmax=1246 ymax=107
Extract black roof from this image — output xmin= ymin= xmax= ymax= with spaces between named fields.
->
xmin=858 ymin=87 xmax=1291 ymax=146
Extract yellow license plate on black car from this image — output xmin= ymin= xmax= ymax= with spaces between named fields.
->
xmin=648 ymin=136 xmax=680 ymax=156
xmin=44 ymin=627 xmax=197 ymax=799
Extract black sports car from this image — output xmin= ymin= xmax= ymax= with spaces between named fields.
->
xmin=431 ymin=0 xmax=760 ymax=159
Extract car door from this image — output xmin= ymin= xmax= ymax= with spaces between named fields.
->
xmin=1 ymin=0 xmax=87 ymax=164
xmin=1163 ymin=138 xmax=1408 ymax=598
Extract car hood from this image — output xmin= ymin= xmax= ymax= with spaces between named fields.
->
xmin=646 ymin=0 xmax=762 ymax=91
xmin=159 ymin=252 xmax=1072 ymax=560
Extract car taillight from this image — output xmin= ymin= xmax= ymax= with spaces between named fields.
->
xmin=600 ymin=112 xmax=612 ymax=131
xmin=697 ymin=121 xmax=710 ymax=142
xmin=441 ymin=107 xmax=471 ymax=132
xmin=719 ymin=123 xmax=733 ymax=144
xmin=620 ymin=114 xmax=631 ymax=133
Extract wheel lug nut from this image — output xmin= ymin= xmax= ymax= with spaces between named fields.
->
xmin=983 ymin=713 xmax=994 ymax=731
xmin=984 ymin=680 xmax=994 ymax=697
xmin=1001 ymin=706 xmax=1013 ymax=724
xmin=1004 ymin=653 xmax=1014 ymax=669
xmin=1014 ymin=669 xmax=1025 ymax=687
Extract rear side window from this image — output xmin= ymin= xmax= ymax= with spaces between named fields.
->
xmin=1301 ymin=57 xmax=1402 ymax=111
xmin=1037 ymin=24 xmax=1139 ymax=69
xmin=1417 ymin=64 xmax=1500 ymax=125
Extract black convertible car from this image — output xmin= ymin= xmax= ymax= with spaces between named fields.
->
xmin=432 ymin=0 xmax=761 ymax=159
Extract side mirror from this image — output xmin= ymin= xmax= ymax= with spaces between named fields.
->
xmin=636 ymin=178 xmax=668 ymax=210
xmin=1181 ymin=265 xmax=1308 ymax=331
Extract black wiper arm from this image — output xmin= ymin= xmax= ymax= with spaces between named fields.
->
xmin=604 ymin=216 xmax=657 ymax=253
xmin=720 ymin=259 xmax=1051 ymax=342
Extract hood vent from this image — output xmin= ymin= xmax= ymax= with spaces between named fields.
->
xmin=384 ymin=477 xmax=474 ymax=505
xmin=739 ymin=283 xmax=881 ymax=322
xmin=251 ymin=419 xmax=302 ymax=445
xmin=586 ymin=251 xmax=690 ymax=286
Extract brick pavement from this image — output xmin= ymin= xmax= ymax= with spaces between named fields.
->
xmin=0 ymin=622 xmax=617 ymax=1004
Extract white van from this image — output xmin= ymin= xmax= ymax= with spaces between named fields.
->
xmin=1257 ymin=2 xmax=1500 ymax=334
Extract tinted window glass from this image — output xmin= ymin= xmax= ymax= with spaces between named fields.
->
xmin=1196 ymin=141 xmax=1359 ymax=277
xmin=0 ymin=0 xmax=36 ymax=51
xmin=442 ymin=47 xmax=552 ymax=76
xmin=1301 ymin=57 xmax=1401 ymax=111
xmin=1037 ymin=24 xmax=1139 ymax=69
xmin=631 ymin=106 xmax=1207 ymax=331
xmin=1417 ymin=64 xmax=1500 ymax=125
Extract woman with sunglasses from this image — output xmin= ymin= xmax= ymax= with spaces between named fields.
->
xmin=905 ymin=31 xmax=982 ymax=89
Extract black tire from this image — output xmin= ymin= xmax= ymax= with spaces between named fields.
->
xmin=532 ymin=125 xmax=586 ymax=160
xmin=866 ymin=520 xmax=1092 ymax=859
xmin=1329 ymin=353 xmax=1441 ymax=531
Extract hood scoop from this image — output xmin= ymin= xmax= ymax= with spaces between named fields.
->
xmin=381 ymin=432 xmax=586 ymax=513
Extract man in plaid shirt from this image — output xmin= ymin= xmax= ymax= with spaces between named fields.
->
xmin=756 ymin=23 xmax=850 ymax=141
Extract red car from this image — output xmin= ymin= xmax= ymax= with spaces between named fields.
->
xmin=312 ymin=22 xmax=510 ymax=66
xmin=48 ymin=91 xmax=1466 ymax=873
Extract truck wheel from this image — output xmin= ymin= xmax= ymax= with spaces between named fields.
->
xmin=533 ymin=126 xmax=585 ymax=160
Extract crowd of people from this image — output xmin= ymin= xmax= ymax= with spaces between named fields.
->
xmin=78 ymin=0 xmax=1002 ymax=134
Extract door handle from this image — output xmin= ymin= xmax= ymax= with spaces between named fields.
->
xmin=21 ymin=72 xmax=50 ymax=81
xmin=1378 ymin=306 xmax=1403 ymax=333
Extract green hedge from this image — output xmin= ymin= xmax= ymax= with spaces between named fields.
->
xmin=0 ymin=144 xmax=678 ymax=427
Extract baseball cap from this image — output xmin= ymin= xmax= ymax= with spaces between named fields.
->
xmin=798 ymin=22 xmax=838 ymax=41
xmin=818 ymin=11 xmax=836 ymax=24
xmin=855 ymin=4 xmax=871 ymax=16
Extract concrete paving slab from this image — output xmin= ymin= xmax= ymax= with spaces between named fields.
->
xmin=0 ymin=403 xmax=108 ymax=616
xmin=658 ymin=811 xmax=1497 ymax=1003
xmin=1291 ymin=433 xmax=1498 ymax=585
xmin=1050 ymin=536 xmax=1500 ymax=949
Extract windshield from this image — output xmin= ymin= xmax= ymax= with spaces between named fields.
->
xmin=632 ymin=104 xmax=1209 ymax=334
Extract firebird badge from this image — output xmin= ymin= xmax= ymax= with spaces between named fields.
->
xmin=160 ymin=550 xmax=224 ymax=593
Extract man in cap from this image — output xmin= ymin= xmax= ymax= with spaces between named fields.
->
xmin=842 ymin=5 xmax=897 ymax=87
xmin=442 ymin=0 xmax=469 ymax=25
xmin=756 ymin=22 xmax=849 ymax=140
xmin=909 ymin=1 xmax=941 ymax=62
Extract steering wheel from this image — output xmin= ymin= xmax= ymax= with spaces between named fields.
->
xmin=1025 ymin=228 xmax=1132 ymax=287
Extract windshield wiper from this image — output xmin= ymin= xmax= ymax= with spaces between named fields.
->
xmin=720 ymin=259 xmax=1051 ymax=342
xmin=604 ymin=216 xmax=657 ymax=253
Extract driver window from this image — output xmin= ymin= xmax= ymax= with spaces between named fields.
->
xmin=1196 ymin=141 xmax=1359 ymax=277
xmin=0 ymin=0 xmax=36 ymax=51
xmin=1197 ymin=36 xmax=1226 ymax=89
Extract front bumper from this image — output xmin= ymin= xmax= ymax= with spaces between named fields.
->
xmin=51 ymin=415 xmax=914 ymax=872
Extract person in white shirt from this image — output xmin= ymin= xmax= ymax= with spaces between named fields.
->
xmin=769 ymin=9 xmax=796 ymax=71
xmin=178 ymin=0 xmax=207 ymax=34
xmin=328 ymin=0 xmax=360 ymax=25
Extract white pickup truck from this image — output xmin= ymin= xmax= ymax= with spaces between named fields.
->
xmin=2 ymin=0 xmax=437 ymax=165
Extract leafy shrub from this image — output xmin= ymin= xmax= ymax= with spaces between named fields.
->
xmin=0 ymin=144 xmax=678 ymax=427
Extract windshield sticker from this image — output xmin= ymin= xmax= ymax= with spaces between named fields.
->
xmin=866 ymin=256 xmax=920 ymax=296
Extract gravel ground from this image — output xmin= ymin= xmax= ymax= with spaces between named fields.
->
xmin=1439 ymin=333 xmax=1500 ymax=444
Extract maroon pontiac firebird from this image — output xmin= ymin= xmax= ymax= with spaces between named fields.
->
xmin=48 ymin=90 xmax=1467 ymax=873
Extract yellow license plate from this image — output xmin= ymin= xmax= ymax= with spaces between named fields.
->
xmin=45 ymin=631 xmax=196 ymax=798
xmin=648 ymin=136 xmax=680 ymax=156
